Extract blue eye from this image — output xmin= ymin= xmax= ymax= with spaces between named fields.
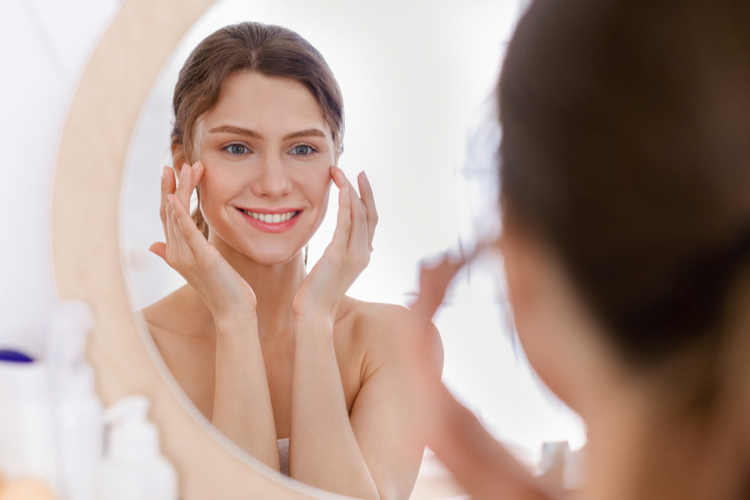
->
xmin=291 ymin=145 xmax=314 ymax=156
xmin=225 ymin=144 xmax=249 ymax=155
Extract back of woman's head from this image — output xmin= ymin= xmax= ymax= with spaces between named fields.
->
xmin=170 ymin=22 xmax=344 ymax=236
xmin=499 ymin=0 xmax=750 ymax=365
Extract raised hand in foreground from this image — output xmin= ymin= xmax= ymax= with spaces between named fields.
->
xmin=406 ymin=252 xmax=557 ymax=500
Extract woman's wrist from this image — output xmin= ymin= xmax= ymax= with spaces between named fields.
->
xmin=293 ymin=313 xmax=335 ymax=337
xmin=213 ymin=308 xmax=258 ymax=333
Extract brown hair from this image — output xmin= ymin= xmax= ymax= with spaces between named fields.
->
xmin=499 ymin=0 xmax=750 ymax=365
xmin=171 ymin=22 xmax=345 ymax=237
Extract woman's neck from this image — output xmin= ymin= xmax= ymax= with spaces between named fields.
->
xmin=209 ymin=234 xmax=307 ymax=339
xmin=579 ymin=342 xmax=749 ymax=500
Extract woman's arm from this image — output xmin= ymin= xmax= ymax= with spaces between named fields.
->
xmin=291 ymin=307 xmax=434 ymax=500
xmin=408 ymin=255 xmax=555 ymax=500
xmin=152 ymin=163 xmax=279 ymax=469
xmin=211 ymin=312 xmax=279 ymax=469
xmin=290 ymin=317 xmax=379 ymax=499
xmin=428 ymin=386 xmax=552 ymax=500
xmin=289 ymin=168 xmax=422 ymax=499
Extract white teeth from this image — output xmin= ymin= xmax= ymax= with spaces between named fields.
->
xmin=242 ymin=209 xmax=297 ymax=224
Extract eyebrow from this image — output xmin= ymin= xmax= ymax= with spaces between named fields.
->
xmin=208 ymin=125 xmax=328 ymax=141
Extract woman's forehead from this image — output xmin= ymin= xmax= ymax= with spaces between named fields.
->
xmin=197 ymin=72 xmax=333 ymax=140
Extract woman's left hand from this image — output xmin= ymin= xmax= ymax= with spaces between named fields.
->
xmin=293 ymin=166 xmax=377 ymax=322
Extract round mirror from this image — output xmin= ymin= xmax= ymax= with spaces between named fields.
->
xmin=121 ymin=0 xmax=584 ymax=466
xmin=55 ymin=0 xmax=585 ymax=498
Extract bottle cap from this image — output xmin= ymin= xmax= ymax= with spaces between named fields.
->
xmin=0 ymin=350 xmax=34 ymax=363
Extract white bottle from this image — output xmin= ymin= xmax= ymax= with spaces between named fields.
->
xmin=46 ymin=301 xmax=103 ymax=500
xmin=97 ymin=396 xmax=178 ymax=500
xmin=0 ymin=354 xmax=59 ymax=490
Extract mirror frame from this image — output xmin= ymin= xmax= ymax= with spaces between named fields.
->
xmin=51 ymin=0 xmax=343 ymax=498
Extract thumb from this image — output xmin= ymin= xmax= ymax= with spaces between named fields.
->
xmin=149 ymin=242 xmax=167 ymax=262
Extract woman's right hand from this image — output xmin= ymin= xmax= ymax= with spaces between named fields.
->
xmin=149 ymin=162 xmax=257 ymax=320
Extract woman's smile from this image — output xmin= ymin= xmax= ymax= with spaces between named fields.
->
xmin=237 ymin=207 xmax=303 ymax=233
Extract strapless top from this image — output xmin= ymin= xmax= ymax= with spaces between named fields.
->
xmin=278 ymin=438 xmax=290 ymax=476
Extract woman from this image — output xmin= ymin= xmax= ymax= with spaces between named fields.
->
xmin=142 ymin=23 xmax=438 ymax=500
xmin=410 ymin=0 xmax=750 ymax=498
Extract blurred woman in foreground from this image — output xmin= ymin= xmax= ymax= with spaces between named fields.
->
xmin=410 ymin=0 xmax=750 ymax=498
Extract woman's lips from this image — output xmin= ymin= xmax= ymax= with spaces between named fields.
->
xmin=237 ymin=207 xmax=302 ymax=233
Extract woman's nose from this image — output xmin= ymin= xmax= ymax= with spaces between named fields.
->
xmin=252 ymin=155 xmax=293 ymax=198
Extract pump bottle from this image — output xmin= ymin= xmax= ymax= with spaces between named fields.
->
xmin=97 ymin=396 xmax=178 ymax=500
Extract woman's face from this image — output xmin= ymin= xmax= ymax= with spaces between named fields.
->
xmin=191 ymin=71 xmax=336 ymax=265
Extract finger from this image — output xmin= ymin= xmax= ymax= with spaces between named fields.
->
xmin=171 ymin=192 xmax=211 ymax=256
xmin=192 ymin=161 xmax=205 ymax=187
xmin=149 ymin=242 xmax=167 ymax=262
xmin=159 ymin=166 xmax=176 ymax=240
xmin=167 ymin=194 xmax=195 ymax=265
xmin=346 ymin=173 xmax=368 ymax=252
xmin=175 ymin=163 xmax=193 ymax=212
xmin=409 ymin=253 xmax=465 ymax=319
xmin=330 ymin=167 xmax=352 ymax=250
xmin=330 ymin=167 xmax=367 ymax=250
xmin=357 ymin=171 xmax=377 ymax=251
xmin=165 ymin=196 xmax=182 ymax=266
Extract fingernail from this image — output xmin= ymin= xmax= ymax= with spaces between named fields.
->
xmin=181 ymin=164 xmax=188 ymax=176
xmin=360 ymin=170 xmax=368 ymax=180
xmin=192 ymin=161 xmax=199 ymax=170
xmin=162 ymin=166 xmax=169 ymax=179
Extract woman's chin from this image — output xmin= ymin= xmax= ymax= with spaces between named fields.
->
xmin=210 ymin=231 xmax=305 ymax=267
xmin=244 ymin=247 xmax=304 ymax=266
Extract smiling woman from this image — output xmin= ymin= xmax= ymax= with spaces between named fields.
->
xmin=139 ymin=22 xmax=438 ymax=500
xmin=186 ymin=73 xmax=335 ymax=259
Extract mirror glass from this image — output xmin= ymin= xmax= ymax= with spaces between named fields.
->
xmin=120 ymin=0 xmax=585 ymax=483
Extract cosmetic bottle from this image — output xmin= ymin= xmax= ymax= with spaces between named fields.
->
xmin=0 ymin=349 xmax=59 ymax=491
xmin=46 ymin=301 xmax=103 ymax=500
xmin=97 ymin=396 xmax=178 ymax=500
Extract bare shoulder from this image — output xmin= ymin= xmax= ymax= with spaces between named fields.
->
xmin=140 ymin=285 xmax=211 ymax=338
xmin=141 ymin=285 xmax=185 ymax=330
xmin=337 ymin=297 xmax=444 ymax=373
xmin=138 ymin=286 xmax=216 ymax=419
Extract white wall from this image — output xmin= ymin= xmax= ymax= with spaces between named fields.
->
xmin=0 ymin=0 xmax=119 ymax=358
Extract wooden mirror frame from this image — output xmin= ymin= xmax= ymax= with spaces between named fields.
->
xmin=51 ymin=0 xmax=341 ymax=498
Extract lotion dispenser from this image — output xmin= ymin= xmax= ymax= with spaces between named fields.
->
xmin=97 ymin=396 xmax=178 ymax=500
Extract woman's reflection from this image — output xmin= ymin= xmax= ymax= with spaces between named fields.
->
xmin=141 ymin=23 xmax=435 ymax=499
